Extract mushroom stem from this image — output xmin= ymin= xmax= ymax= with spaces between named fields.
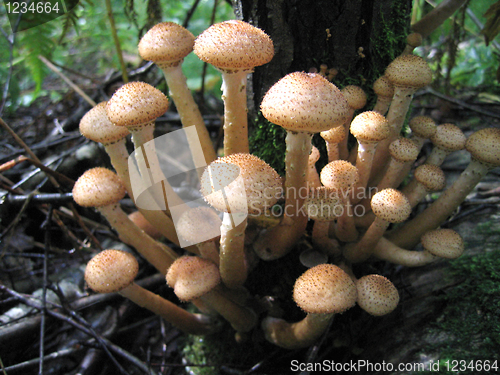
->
xmin=262 ymin=313 xmax=333 ymax=350
xmin=221 ymin=70 xmax=251 ymax=155
xmin=219 ymin=213 xmax=248 ymax=289
xmin=98 ymin=204 xmax=177 ymax=274
xmin=253 ymin=132 xmax=311 ymax=260
xmin=120 ymin=282 xmax=214 ymax=335
xmin=159 ymin=63 xmax=216 ymax=164
xmin=373 ymin=237 xmax=438 ymax=267
xmin=352 ymin=141 xmax=377 ymax=203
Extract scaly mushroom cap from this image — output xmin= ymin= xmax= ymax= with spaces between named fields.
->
xmin=193 ymin=20 xmax=274 ymax=72
xmin=261 ymin=72 xmax=349 ymax=133
xmin=389 ymin=137 xmax=419 ymax=163
xmin=293 ymin=264 xmax=357 ymax=314
xmin=320 ymin=124 xmax=346 ymax=144
xmin=79 ymin=102 xmax=129 ymax=144
xmin=421 ymin=229 xmax=464 ymax=259
xmin=73 ymin=168 xmax=126 ymax=208
xmin=106 ymin=82 xmax=169 ymax=128
xmin=304 ymin=187 xmax=342 ymax=222
xmin=176 ymin=206 xmax=222 ymax=244
xmin=166 ymin=256 xmax=220 ymax=301
xmin=341 ymin=85 xmax=367 ymax=110
xmin=138 ymin=22 xmax=195 ymax=66
xmin=409 ymin=115 xmax=437 ymax=139
xmin=320 ymin=160 xmax=359 ymax=192
xmin=85 ymin=249 xmax=138 ymax=294
xmin=200 ymin=153 xmax=282 ymax=214
xmin=356 ymin=274 xmax=399 ymax=316
xmin=430 ymin=124 xmax=466 ymax=153
xmin=373 ymin=75 xmax=394 ymax=99
xmin=385 ymin=54 xmax=432 ymax=89
xmin=465 ymin=128 xmax=500 ymax=168
xmin=370 ymin=188 xmax=411 ymax=223
xmin=414 ymin=164 xmax=446 ymax=191
xmin=350 ymin=111 xmax=390 ymax=143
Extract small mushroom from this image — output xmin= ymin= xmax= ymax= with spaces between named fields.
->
xmin=355 ymin=274 xmax=400 ymax=316
xmin=85 ymin=249 xmax=213 ymax=335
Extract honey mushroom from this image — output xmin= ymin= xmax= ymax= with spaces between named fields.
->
xmin=85 ymin=249 xmax=214 ymax=335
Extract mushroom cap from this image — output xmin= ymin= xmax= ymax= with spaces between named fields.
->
xmin=341 ymin=85 xmax=367 ymax=110
xmin=166 ymin=256 xmax=220 ymax=301
xmin=385 ymin=54 xmax=433 ymax=89
xmin=200 ymin=153 xmax=282 ymax=214
xmin=320 ymin=124 xmax=346 ymax=144
xmin=73 ymin=167 xmax=126 ymax=208
xmin=356 ymin=274 xmax=399 ymax=316
xmin=85 ymin=249 xmax=138 ymax=293
xmin=414 ymin=164 xmax=446 ymax=191
xmin=309 ymin=146 xmax=320 ymax=165
xmin=79 ymin=102 xmax=129 ymax=144
xmin=373 ymin=75 xmax=394 ymax=99
xmin=430 ymin=124 xmax=466 ymax=153
xmin=260 ymin=72 xmax=349 ymax=133
xmin=293 ymin=264 xmax=357 ymax=314
xmin=421 ymin=229 xmax=464 ymax=259
xmin=138 ymin=22 xmax=195 ymax=66
xmin=193 ymin=20 xmax=274 ymax=71
xmin=176 ymin=206 xmax=222 ymax=244
xmin=304 ymin=187 xmax=342 ymax=222
xmin=406 ymin=32 xmax=423 ymax=48
xmin=370 ymin=188 xmax=411 ymax=223
xmin=106 ymin=82 xmax=169 ymax=128
xmin=350 ymin=111 xmax=390 ymax=143
xmin=320 ymin=160 xmax=359 ymax=192
xmin=409 ymin=115 xmax=437 ymax=139
xmin=389 ymin=137 xmax=419 ymax=163
xmin=465 ymin=127 xmax=500 ymax=168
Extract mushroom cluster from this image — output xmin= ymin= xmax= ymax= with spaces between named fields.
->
xmin=75 ymin=19 xmax=500 ymax=350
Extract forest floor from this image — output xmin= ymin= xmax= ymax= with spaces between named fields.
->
xmin=0 ymin=81 xmax=499 ymax=375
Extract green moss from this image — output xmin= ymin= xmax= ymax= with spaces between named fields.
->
xmin=411 ymin=249 xmax=500 ymax=374
xmin=249 ymin=116 xmax=287 ymax=175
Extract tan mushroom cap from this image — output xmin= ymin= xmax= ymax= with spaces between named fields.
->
xmin=193 ymin=20 xmax=274 ymax=72
xmin=385 ymin=54 xmax=432 ymax=89
xmin=350 ymin=111 xmax=390 ymax=143
xmin=138 ymin=22 xmax=195 ymax=67
xmin=373 ymin=75 xmax=394 ymax=99
xmin=261 ymin=72 xmax=349 ymax=133
xmin=309 ymin=146 xmax=320 ymax=165
xmin=106 ymin=82 xmax=169 ymax=128
xmin=421 ymin=229 xmax=464 ymax=259
xmin=293 ymin=264 xmax=357 ymax=314
xmin=389 ymin=137 xmax=419 ymax=163
xmin=80 ymin=102 xmax=130 ymax=144
xmin=166 ymin=256 xmax=220 ymax=302
xmin=304 ymin=187 xmax=342 ymax=222
xmin=320 ymin=124 xmax=346 ymax=143
xmin=465 ymin=127 xmax=500 ymax=168
xmin=409 ymin=115 xmax=437 ymax=139
xmin=73 ymin=167 xmax=126 ymax=208
xmin=356 ymin=274 xmax=399 ymax=316
xmin=85 ymin=249 xmax=138 ymax=294
xmin=370 ymin=188 xmax=411 ymax=223
xmin=176 ymin=206 xmax=222 ymax=244
xmin=320 ymin=160 xmax=359 ymax=192
xmin=341 ymin=85 xmax=367 ymax=110
xmin=200 ymin=153 xmax=282 ymax=214
xmin=430 ymin=124 xmax=466 ymax=152
xmin=414 ymin=164 xmax=446 ymax=191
